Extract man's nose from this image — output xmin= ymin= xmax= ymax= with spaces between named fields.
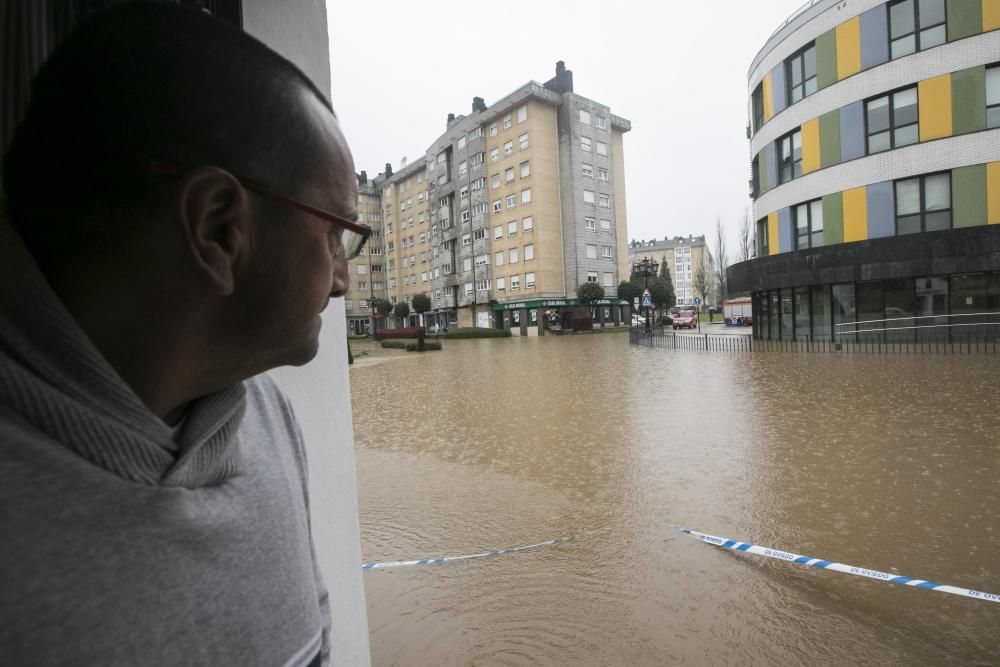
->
xmin=330 ymin=255 xmax=350 ymax=298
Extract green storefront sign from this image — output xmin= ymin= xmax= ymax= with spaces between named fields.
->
xmin=489 ymin=298 xmax=628 ymax=311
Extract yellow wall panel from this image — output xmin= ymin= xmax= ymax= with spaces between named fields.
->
xmin=767 ymin=212 xmax=779 ymax=254
xmin=801 ymin=118 xmax=821 ymax=174
xmin=836 ymin=17 xmax=861 ymax=79
xmin=919 ymin=74 xmax=953 ymax=141
xmin=988 ymin=162 xmax=1000 ymax=224
xmin=985 ymin=0 xmax=1000 ymax=31
xmin=843 ymin=186 xmax=868 ymax=242
xmin=763 ymin=73 xmax=774 ymax=121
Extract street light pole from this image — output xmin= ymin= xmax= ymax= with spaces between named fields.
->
xmin=633 ymin=257 xmax=659 ymax=334
xmin=368 ymin=296 xmax=381 ymax=337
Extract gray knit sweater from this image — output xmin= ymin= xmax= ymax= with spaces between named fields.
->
xmin=0 ymin=212 xmax=330 ymax=666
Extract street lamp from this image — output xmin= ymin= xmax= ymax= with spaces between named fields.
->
xmin=367 ymin=296 xmax=381 ymax=337
xmin=632 ymin=257 xmax=659 ymax=333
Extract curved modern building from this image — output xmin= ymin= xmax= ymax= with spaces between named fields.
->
xmin=729 ymin=0 xmax=1000 ymax=342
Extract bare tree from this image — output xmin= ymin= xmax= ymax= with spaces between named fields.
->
xmin=738 ymin=208 xmax=753 ymax=262
xmin=713 ymin=217 xmax=728 ymax=303
xmin=693 ymin=250 xmax=711 ymax=307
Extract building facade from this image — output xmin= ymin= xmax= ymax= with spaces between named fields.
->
xmin=347 ymin=62 xmax=632 ymax=333
xmin=344 ymin=169 xmax=387 ymax=335
xmin=628 ymin=235 xmax=710 ymax=306
xmin=730 ymin=0 xmax=1000 ymax=342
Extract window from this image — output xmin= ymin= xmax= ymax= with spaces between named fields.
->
xmin=598 ymin=167 xmax=608 ymax=182
xmin=471 ymin=177 xmax=486 ymax=190
xmin=518 ymin=133 xmax=529 ymax=149
xmin=757 ymin=217 xmax=769 ymax=256
xmin=421 ymin=272 xmax=428 ymax=283
xmin=602 ymin=272 xmax=614 ymax=287
xmin=473 ymin=229 xmax=486 ymax=241
xmin=508 ymin=220 xmax=518 ymax=237
xmin=490 ymin=174 xmax=501 ymax=190
xmin=584 ymin=190 xmax=595 ymax=205
xmin=465 ymin=282 xmax=474 ymax=296
xmin=586 ymin=244 xmax=597 ymax=259
xmin=895 ymin=172 xmax=951 ymax=234
xmin=596 ymin=115 xmax=606 ymax=130
xmin=521 ymin=189 xmax=532 ymax=204
xmin=598 ymin=193 xmax=610 ymax=208
xmin=506 ymin=167 xmax=515 ymax=183
xmin=585 ymin=216 xmax=596 ymax=231
xmin=495 ymin=251 xmax=504 ymax=266
xmin=751 ymin=82 xmax=765 ymax=133
xmin=778 ymin=129 xmax=802 ymax=183
xmin=475 ymin=254 xmax=488 ymax=267
xmin=489 ymin=124 xmax=498 ymax=137
xmin=470 ymin=152 xmax=484 ymax=166
xmin=496 ymin=277 xmax=506 ymax=291
xmin=357 ymin=264 xmax=368 ymax=275
xmin=503 ymin=114 xmax=512 ymax=130
xmin=461 ymin=209 xmax=470 ymax=223
xmin=525 ymin=272 xmax=536 ymax=288
xmin=794 ymin=199 xmax=824 ymax=250
xmin=503 ymin=140 xmax=513 ymax=157
xmin=472 ymin=202 xmax=487 ymax=215
xmin=506 ymin=194 xmax=516 ymax=209
xmin=517 ymin=105 xmax=527 ymax=123
xmin=520 ymin=161 xmax=530 ymax=178
xmin=522 ymin=216 xmax=533 ymax=232
xmin=579 ymin=109 xmax=591 ymax=124
xmin=509 ymin=247 xmax=519 ymax=263
xmin=600 ymin=219 xmax=611 ymax=233
xmin=457 ymin=136 xmax=466 ymax=150
xmin=889 ymin=0 xmax=946 ymax=60
xmin=463 ymin=257 xmax=473 ymax=272
xmin=988 ymin=65 xmax=1000 ymax=129
xmin=586 ymin=271 xmax=599 ymax=283
xmin=477 ymin=279 xmax=490 ymax=291
xmin=601 ymin=246 xmax=612 ymax=259
xmin=866 ymin=87 xmax=918 ymax=153
xmin=511 ymin=274 xmax=520 ymax=290
xmin=490 ymin=148 xmax=499 ymax=163
xmin=582 ymin=163 xmax=594 ymax=178
xmin=460 ymin=186 xmax=469 ymax=200
xmin=469 ymin=127 xmax=483 ymax=140
xmin=357 ymin=281 xmax=367 ymax=291
xmin=524 ymin=244 xmax=534 ymax=261
xmin=459 ymin=160 xmax=467 ymax=176
xmin=462 ymin=233 xmax=471 ymax=247
xmin=785 ymin=42 xmax=817 ymax=104
xmin=493 ymin=200 xmax=502 ymax=214
xmin=494 ymin=225 xmax=503 ymax=240
xmin=596 ymin=141 xmax=607 ymax=156
xmin=581 ymin=137 xmax=592 ymax=152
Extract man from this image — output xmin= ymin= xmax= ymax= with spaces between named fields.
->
xmin=0 ymin=3 xmax=366 ymax=665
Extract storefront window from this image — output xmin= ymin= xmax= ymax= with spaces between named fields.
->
xmin=780 ymin=290 xmax=794 ymax=340
xmin=915 ymin=277 xmax=948 ymax=342
xmin=950 ymin=274 xmax=987 ymax=341
xmin=832 ymin=283 xmax=856 ymax=342
xmin=811 ymin=285 xmax=831 ymax=341
xmin=794 ymin=286 xmax=810 ymax=340
xmin=856 ymin=281 xmax=884 ymax=342
xmin=883 ymin=278 xmax=915 ymax=342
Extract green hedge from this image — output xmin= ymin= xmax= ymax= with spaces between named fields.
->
xmin=442 ymin=327 xmax=512 ymax=339
xmin=379 ymin=339 xmax=442 ymax=351
xmin=348 ymin=334 xmax=370 ymax=340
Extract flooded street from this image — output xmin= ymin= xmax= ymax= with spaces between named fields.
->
xmin=350 ymin=334 xmax=1000 ymax=665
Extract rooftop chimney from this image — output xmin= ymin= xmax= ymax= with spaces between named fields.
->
xmin=472 ymin=96 xmax=486 ymax=113
xmin=359 ymin=170 xmax=367 ymax=185
xmin=384 ymin=162 xmax=392 ymax=178
xmin=447 ymin=112 xmax=456 ymax=124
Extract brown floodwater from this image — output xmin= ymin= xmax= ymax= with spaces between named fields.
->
xmin=350 ymin=334 xmax=1000 ymax=666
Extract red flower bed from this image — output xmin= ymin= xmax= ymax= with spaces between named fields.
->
xmin=374 ymin=326 xmax=423 ymax=341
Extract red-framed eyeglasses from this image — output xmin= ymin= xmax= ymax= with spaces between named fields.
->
xmin=150 ymin=161 xmax=372 ymax=259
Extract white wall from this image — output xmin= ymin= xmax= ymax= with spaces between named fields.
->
xmin=242 ymin=3 xmax=370 ymax=665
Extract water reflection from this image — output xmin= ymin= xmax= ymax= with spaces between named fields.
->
xmin=351 ymin=335 xmax=1000 ymax=665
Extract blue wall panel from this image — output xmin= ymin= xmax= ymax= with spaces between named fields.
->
xmin=771 ymin=62 xmax=787 ymax=115
xmin=778 ymin=207 xmax=794 ymax=253
xmin=839 ymin=101 xmax=866 ymax=162
xmin=765 ymin=142 xmax=778 ymax=191
xmin=860 ymin=6 xmax=889 ymax=70
xmin=866 ymin=180 xmax=895 ymax=238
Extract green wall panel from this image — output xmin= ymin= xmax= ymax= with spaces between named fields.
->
xmin=951 ymin=66 xmax=986 ymax=135
xmin=947 ymin=0 xmax=982 ymax=41
xmin=816 ymin=29 xmax=838 ymax=89
xmin=819 ymin=109 xmax=841 ymax=168
xmin=822 ymin=191 xmax=844 ymax=245
xmin=758 ymin=148 xmax=768 ymax=194
xmin=953 ymin=164 xmax=987 ymax=228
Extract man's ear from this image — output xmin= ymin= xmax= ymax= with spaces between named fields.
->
xmin=175 ymin=167 xmax=252 ymax=296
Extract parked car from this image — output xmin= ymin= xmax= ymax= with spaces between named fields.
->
xmin=659 ymin=314 xmax=673 ymax=326
xmin=631 ymin=315 xmax=646 ymax=327
xmin=672 ymin=311 xmax=697 ymax=329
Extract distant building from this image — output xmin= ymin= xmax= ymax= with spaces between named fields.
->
xmin=344 ymin=169 xmax=387 ymax=335
xmin=628 ymin=235 xmax=710 ymax=305
xmin=730 ymin=0 xmax=1000 ymax=342
xmin=348 ymin=62 xmax=633 ymax=333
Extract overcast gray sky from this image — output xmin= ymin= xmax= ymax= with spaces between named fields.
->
xmin=328 ymin=0 xmax=805 ymax=256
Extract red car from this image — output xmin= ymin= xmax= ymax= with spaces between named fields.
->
xmin=672 ymin=311 xmax=698 ymax=329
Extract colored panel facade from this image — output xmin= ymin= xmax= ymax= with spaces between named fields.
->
xmin=765 ymin=142 xmax=778 ymax=191
xmin=822 ymin=191 xmax=845 ymax=245
xmin=953 ymin=164 xmax=988 ymax=227
xmin=951 ymin=66 xmax=986 ymax=134
xmin=836 ymin=17 xmax=862 ymax=80
xmin=947 ymin=0 xmax=983 ymax=40
xmin=816 ymin=29 xmax=838 ymax=89
xmin=918 ymin=74 xmax=953 ymax=141
xmin=859 ymin=6 xmax=889 ymax=70
xmin=839 ymin=101 xmax=866 ymax=162
xmin=819 ymin=109 xmax=841 ymax=168
xmin=767 ymin=212 xmax=779 ymax=254
xmin=986 ymin=162 xmax=1000 ymax=224
xmin=843 ymin=186 xmax=868 ymax=242
xmin=771 ymin=62 xmax=787 ymax=116
xmin=801 ymin=118 xmax=821 ymax=174
xmin=758 ymin=150 xmax=769 ymax=194
xmin=763 ymin=72 xmax=774 ymax=121
xmin=778 ymin=207 xmax=793 ymax=254
xmin=986 ymin=0 xmax=1000 ymax=31
xmin=865 ymin=181 xmax=895 ymax=238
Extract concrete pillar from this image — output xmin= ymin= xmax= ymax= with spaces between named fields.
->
xmin=597 ymin=306 xmax=605 ymax=328
xmin=519 ymin=308 xmax=528 ymax=336
xmin=536 ymin=307 xmax=545 ymax=336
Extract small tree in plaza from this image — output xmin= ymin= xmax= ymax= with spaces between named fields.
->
xmin=648 ymin=277 xmax=675 ymax=322
xmin=411 ymin=293 xmax=431 ymax=351
xmin=618 ymin=279 xmax=641 ymax=312
xmin=392 ymin=301 xmax=410 ymax=328
xmin=576 ymin=281 xmax=605 ymax=305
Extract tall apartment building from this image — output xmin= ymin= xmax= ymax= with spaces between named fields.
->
xmin=344 ymin=169 xmax=387 ymax=335
xmin=347 ymin=62 xmax=632 ymax=333
xmin=628 ymin=235 xmax=710 ymax=305
xmin=729 ymin=0 xmax=1000 ymax=343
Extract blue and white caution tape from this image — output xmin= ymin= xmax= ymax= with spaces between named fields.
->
xmin=678 ymin=528 xmax=1000 ymax=604
xmin=362 ymin=534 xmax=578 ymax=571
